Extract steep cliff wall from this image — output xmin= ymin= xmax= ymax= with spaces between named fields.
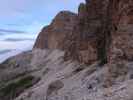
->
xmin=65 ymin=0 xmax=111 ymax=65
xmin=34 ymin=0 xmax=133 ymax=65
xmin=108 ymin=0 xmax=133 ymax=63
xmin=33 ymin=11 xmax=78 ymax=50
xmin=64 ymin=0 xmax=133 ymax=65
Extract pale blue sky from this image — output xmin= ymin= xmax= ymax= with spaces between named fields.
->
xmin=0 ymin=0 xmax=85 ymax=34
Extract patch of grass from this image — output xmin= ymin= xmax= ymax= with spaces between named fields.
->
xmin=0 ymin=59 xmax=17 ymax=69
xmin=0 ymin=76 xmax=40 ymax=100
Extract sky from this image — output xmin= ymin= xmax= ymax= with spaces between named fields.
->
xmin=0 ymin=0 xmax=85 ymax=62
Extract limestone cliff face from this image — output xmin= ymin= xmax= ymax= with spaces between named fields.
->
xmin=108 ymin=0 xmax=133 ymax=63
xmin=33 ymin=11 xmax=78 ymax=50
xmin=34 ymin=0 xmax=133 ymax=65
xmin=65 ymin=0 xmax=111 ymax=65
xmin=65 ymin=0 xmax=133 ymax=65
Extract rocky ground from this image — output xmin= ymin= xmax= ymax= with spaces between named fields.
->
xmin=0 ymin=49 xmax=133 ymax=100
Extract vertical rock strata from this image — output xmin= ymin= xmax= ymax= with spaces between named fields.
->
xmin=108 ymin=0 xmax=133 ymax=63
xmin=34 ymin=0 xmax=133 ymax=65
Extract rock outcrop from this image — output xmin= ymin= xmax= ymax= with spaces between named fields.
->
xmin=108 ymin=0 xmax=133 ymax=63
xmin=65 ymin=0 xmax=109 ymax=65
xmin=33 ymin=0 xmax=133 ymax=88
xmin=104 ymin=0 xmax=133 ymax=87
xmin=34 ymin=11 xmax=78 ymax=50
xmin=34 ymin=0 xmax=133 ymax=65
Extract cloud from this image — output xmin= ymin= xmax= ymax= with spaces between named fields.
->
xmin=4 ymin=38 xmax=34 ymax=42
xmin=0 ymin=29 xmax=27 ymax=34
xmin=0 ymin=0 xmax=85 ymax=37
xmin=0 ymin=49 xmax=12 ymax=54
xmin=0 ymin=0 xmax=85 ymax=22
xmin=0 ymin=40 xmax=34 ymax=50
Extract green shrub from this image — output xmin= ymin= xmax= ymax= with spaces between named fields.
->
xmin=78 ymin=3 xmax=86 ymax=13
xmin=0 ymin=76 xmax=39 ymax=100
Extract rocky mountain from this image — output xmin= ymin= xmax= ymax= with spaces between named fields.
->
xmin=0 ymin=0 xmax=133 ymax=100
xmin=33 ymin=11 xmax=78 ymax=50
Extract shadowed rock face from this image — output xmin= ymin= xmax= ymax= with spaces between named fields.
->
xmin=108 ymin=0 xmax=133 ymax=63
xmin=34 ymin=0 xmax=133 ymax=65
xmin=33 ymin=11 xmax=78 ymax=50
xmin=65 ymin=0 xmax=133 ymax=65
xmin=65 ymin=0 xmax=110 ymax=65
xmin=34 ymin=0 xmax=107 ymax=65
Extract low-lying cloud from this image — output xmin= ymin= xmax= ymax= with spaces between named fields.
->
xmin=4 ymin=38 xmax=34 ymax=42
xmin=0 ymin=29 xmax=26 ymax=34
xmin=0 ymin=49 xmax=12 ymax=54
